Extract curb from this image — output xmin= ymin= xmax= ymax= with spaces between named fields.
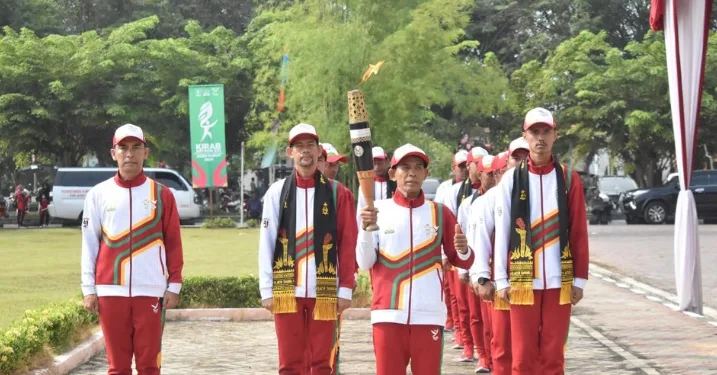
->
xmin=37 ymin=308 xmax=370 ymax=374
xmin=32 ymin=331 xmax=105 ymax=375
xmin=589 ymin=262 xmax=717 ymax=321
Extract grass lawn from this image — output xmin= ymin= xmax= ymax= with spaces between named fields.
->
xmin=0 ymin=227 xmax=260 ymax=328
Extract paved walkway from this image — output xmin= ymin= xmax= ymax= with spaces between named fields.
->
xmin=589 ymin=223 xmax=717 ymax=309
xmin=70 ymin=275 xmax=717 ymax=374
xmin=71 ymin=319 xmax=639 ymax=375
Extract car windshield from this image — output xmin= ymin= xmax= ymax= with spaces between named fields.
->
xmin=422 ymin=179 xmax=440 ymax=194
xmin=598 ymin=177 xmax=638 ymax=193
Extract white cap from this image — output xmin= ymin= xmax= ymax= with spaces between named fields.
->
xmin=480 ymin=155 xmax=495 ymax=172
xmin=467 ymin=146 xmax=489 ymax=164
xmin=372 ymin=146 xmax=387 ymax=160
xmin=509 ymin=137 xmax=530 ymax=155
xmin=523 ymin=107 xmax=556 ymax=130
xmin=113 ymin=124 xmax=145 ymax=145
xmin=289 ymin=123 xmax=319 ymax=145
xmin=391 ymin=144 xmax=430 ymax=168
xmin=321 ymin=143 xmax=348 ymax=163
xmin=453 ymin=149 xmax=469 ymax=166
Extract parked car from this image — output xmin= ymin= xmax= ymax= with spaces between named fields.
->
xmin=423 ymin=177 xmax=441 ymax=200
xmin=49 ymin=167 xmax=201 ymax=224
xmin=620 ymin=169 xmax=717 ymax=224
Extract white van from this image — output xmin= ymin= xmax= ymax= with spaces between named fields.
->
xmin=49 ymin=168 xmax=201 ymax=223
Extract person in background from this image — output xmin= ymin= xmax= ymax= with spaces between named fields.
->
xmin=15 ymin=186 xmax=29 ymax=227
xmin=320 ymin=143 xmax=349 ymax=181
xmin=38 ymin=181 xmax=52 ymax=227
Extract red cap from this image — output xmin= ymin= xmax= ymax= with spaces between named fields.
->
xmin=372 ymin=146 xmax=388 ymax=160
xmin=523 ymin=107 xmax=556 ymax=130
xmin=321 ymin=143 xmax=348 ymax=163
xmin=289 ymin=123 xmax=319 ymax=145
xmin=391 ymin=144 xmax=430 ymax=168
xmin=508 ymin=137 xmax=530 ymax=155
xmin=466 ymin=147 xmax=488 ymax=164
xmin=480 ymin=155 xmax=495 ymax=173
xmin=492 ymin=152 xmax=508 ymax=172
xmin=453 ymin=150 xmax=468 ymax=166
xmin=113 ymin=124 xmax=146 ymax=146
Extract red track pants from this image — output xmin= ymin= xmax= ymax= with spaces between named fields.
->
xmin=467 ymin=289 xmax=491 ymax=363
xmin=98 ymin=296 xmax=165 ymax=375
xmin=491 ymin=306 xmax=512 ymax=375
xmin=444 ymin=269 xmax=461 ymax=337
xmin=372 ymin=323 xmax=443 ymax=375
xmin=275 ymin=298 xmax=339 ymax=375
xmin=510 ymin=289 xmax=571 ymax=375
xmin=452 ymin=272 xmax=473 ymax=350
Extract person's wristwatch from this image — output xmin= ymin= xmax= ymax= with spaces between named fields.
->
xmin=477 ymin=277 xmax=490 ymax=285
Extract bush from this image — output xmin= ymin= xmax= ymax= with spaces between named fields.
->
xmin=178 ymin=276 xmax=262 ymax=308
xmin=201 ymin=217 xmax=236 ymax=229
xmin=244 ymin=218 xmax=260 ymax=228
xmin=177 ymin=275 xmax=373 ymax=309
xmin=0 ymin=298 xmax=97 ymax=374
xmin=0 ymin=275 xmax=371 ymax=373
xmin=352 ymin=274 xmax=372 ymax=308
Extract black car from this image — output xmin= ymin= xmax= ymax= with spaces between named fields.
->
xmin=583 ymin=174 xmax=639 ymax=224
xmin=620 ymin=170 xmax=717 ymax=224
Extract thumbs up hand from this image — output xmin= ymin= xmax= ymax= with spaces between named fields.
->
xmin=454 ymin=224 xmax=468 ymax=254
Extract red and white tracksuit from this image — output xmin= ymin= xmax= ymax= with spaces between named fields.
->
xmin=81 ymin=172 xmax=184 ymax=375
xmin=435 ymin=178 xmax=461 ymax=340
xmin=493 ymin=160 xmax=589 ymax=375
xmin=456 ymin=187 xmax=491 ymax=367
xmin=258 ymin=173 xmax=357 ymax=375
xmin=356 ymin=191 xmax=474 ymax=375
xmin=469 ymin=187 xmax=510 ymax=374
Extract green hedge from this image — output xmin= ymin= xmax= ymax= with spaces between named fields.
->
xmin=0 ymin=275 xmax=372 ymax=374
xmin=177 ymin=276 xmax=262 ymax=308
xmin=201 ymin=217 xmax=237 ymax=229
xmin=177 ymin=274 xmax=372 ymax=309
xmin=0 ymin=298 xmax=97 ymax=374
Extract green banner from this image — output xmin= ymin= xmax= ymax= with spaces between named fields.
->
xmin=189 ymin=84 xmax=228 ymax=188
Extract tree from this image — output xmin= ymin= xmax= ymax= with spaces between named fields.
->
xmin=510 ymin=30 xmax=717 ymax=187
xmin=245 ymin=0 xmax=510 ymax=180
xmin=0 ymin=17 xmax=253 ymax=175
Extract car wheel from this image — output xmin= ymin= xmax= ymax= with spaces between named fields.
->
xmin=643 ymin=202 xmax=667 ymax=224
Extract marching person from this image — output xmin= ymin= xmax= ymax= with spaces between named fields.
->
xmin=436 ymin=150 xmax=468 ymax=341
xmin=449 ymin=147 xmax=489 ymax=364
xmin=355 ymin=146 xmax=395 ymax=226
xmin=494 ymin=108 xmax=589 ymax=374
xmin=468 ymin=143 xmax=526 ymax=375
xmin=81 ymin=124 xmax=184 ymax=375
xmin=356 ymin=144 xmax=474 ymax=375
xmin=258 ymin=123 xmax=358 ymax=375
xmin=456 ymin=153 xmax=494 ymax=372
xmin=319 ymin=143 xmax=349 ymax=181
xmin=311 ymin=141 xmax=353 ymax=375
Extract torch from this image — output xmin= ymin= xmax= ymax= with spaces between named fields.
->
xmin=348 ymin=89 xmax=379 ymax=232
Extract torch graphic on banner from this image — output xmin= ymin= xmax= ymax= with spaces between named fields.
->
xmin=348 ymin=61 xmax=384 ymax=232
